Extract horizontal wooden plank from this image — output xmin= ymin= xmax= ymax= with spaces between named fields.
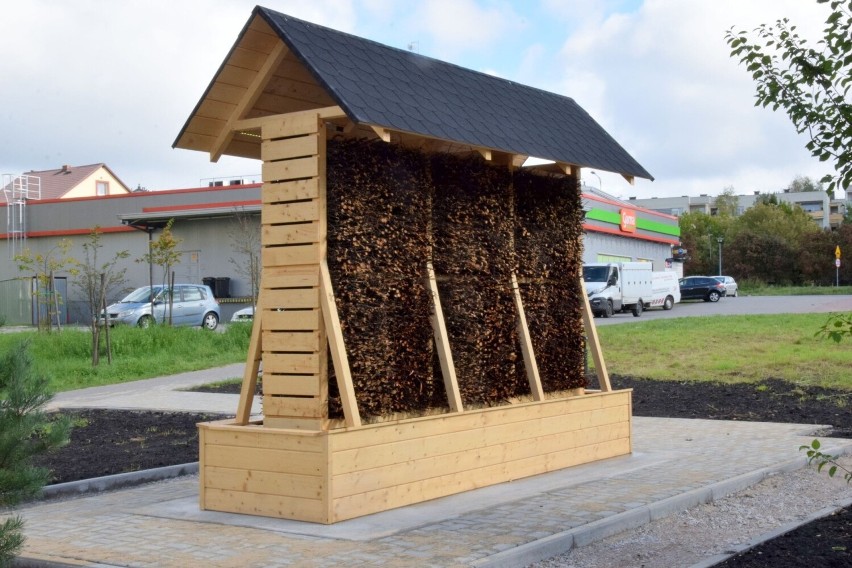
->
xmin=205 ymin=444 xmax=323 ymax=475
xmin=262 ymin=113 xmax=320 ymax=140
xmin=202 ymin=427 xmax=323 ymax=452
xmin=331 ymin=437 xmax=630 ymax=522
xmin=263 ymin=416 xmax=327 ymax=431
xmin=262 ymin=179 xmax=319 ymax=203
xmin=263 ymin=157 xmax=319 ymax=182
xmin=216 ymin=64 xmax=257 ymax=88
xmin=264 ymin=395 xmax=326 ymax=418
xmin=263 ymin=353 xmax=320 ymax=374
xmin=205 ymin=466 xmax=323 ymax=499
xmin=330 ymin=391 xmax=631 ymax=452
xmin=262 ymin=309 xmax=320 ymax=331
xmin=262 ymin=201 xmax=320 ymax=225
xmin=263 ymin=244 xmax=321 ymax=267
xmin=203 ymin=488 xmax=326 ymax=524
xmin=263 ymin=222 xmax=321 ymax=246
xmin=262 ymin=268 xmax=318 ymax=288
xmin=262 ymin=288 xmax=319 ymax=310
xmin=263 ymin=374 xmax=321 ymax=397
xmin=226 ymin=46 xmax=270 ymax=72
xmin=238 ymin=26 xmax=280 ymax=53
xmin=261 ymin=134 xmax=319 ymax=162
xmin=262 ymin=330 xmax=321 ymax=352
xmin=333 ymin=421 xmax=630 ymax=496
xmin=332 ymin=410 xmax=629 ymax=476
xmin=196 ymin=98 xmax=237 ymax=122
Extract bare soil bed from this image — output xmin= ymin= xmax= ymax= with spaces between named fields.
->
xmin=34 ymin=374 xmax=851 ymax=567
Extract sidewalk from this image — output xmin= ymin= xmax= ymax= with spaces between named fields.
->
xmin=8 ymin=366 xmax=852 ymax=567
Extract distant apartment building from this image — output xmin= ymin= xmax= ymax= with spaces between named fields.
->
xmin=627 ymin=190 xmax=848 ymax=229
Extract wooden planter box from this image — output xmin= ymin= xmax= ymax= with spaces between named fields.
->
xmin=198 ymin=389 xmax=631 ymax=524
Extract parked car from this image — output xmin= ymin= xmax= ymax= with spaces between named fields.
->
xmin=103 ymin=284 xmax=220 ymax=329
xmin=678 ymin=276 xmax=726 ymax=303
xmin=712 ymin=275 xmax=738 ymax=297
xmin=231 ymin=305 xmax=256 ymax=322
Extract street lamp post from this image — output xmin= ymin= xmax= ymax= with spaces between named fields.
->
xmin=589 ymin=170 xmax=602 ymax=192
xmin=717 ymin=237 xmax=724 ymax=275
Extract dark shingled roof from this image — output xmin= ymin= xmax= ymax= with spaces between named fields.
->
xmin=256 ymin=7 xmax=652 ymax=181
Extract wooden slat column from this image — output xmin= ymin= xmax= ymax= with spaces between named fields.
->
xmin=258 ymin=110 xmax=329 ymax=430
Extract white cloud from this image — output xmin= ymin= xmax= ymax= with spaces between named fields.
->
xmin=546 ymin=0 xmax=835 ymax=198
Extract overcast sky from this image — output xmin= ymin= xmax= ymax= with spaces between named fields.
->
xmin=0 ymin=0 xmax=834 ymax=200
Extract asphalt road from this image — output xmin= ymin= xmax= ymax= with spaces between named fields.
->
xmin=593 ymin=294 xmax=852 ymax=326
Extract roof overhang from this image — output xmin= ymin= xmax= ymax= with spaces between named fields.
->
xmin=119 ymin=203 xmax=261 ymax=231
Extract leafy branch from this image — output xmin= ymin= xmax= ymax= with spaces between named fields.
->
xmin=800 ymin=439 xmax=852 ymax=483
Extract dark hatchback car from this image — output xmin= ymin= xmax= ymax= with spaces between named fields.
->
xmin=679 ymin=276 xmax=727 ymax=302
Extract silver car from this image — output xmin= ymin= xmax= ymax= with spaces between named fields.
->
xmin=103 ymin=284 xmax=220 ymax=329
xmin=712 ymin=276 xmax=738 ymax=297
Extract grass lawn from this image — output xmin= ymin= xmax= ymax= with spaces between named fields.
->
xmin=1 ymin=311 xmax=849 ymax=393
xmin=0 ymin=323 xmax=251 ymax=392
xmin=594 ymin=313 xmax=852 ymax=390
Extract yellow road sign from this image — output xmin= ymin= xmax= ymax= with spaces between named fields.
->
xmin=836 ymin=245 xmax=842 ymax=259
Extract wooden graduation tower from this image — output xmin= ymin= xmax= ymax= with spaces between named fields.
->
xmin=175 ymin=7 xmax=650 ymax=524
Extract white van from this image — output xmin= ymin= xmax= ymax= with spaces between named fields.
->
xmin=647 ymin=271 xmax=681 ymax=310
xmin=582 ymin=262 xmax=653 ymax=317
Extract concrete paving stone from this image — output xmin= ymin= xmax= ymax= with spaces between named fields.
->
xmin=7 ymin=367 xmax=852 ymax=567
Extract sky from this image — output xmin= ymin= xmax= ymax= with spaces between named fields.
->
xmin=0 ymin=0 xmax=836 ymax=200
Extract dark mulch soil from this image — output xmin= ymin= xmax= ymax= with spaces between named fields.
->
xmin=34 ymin=374 xmax=851 ymax=567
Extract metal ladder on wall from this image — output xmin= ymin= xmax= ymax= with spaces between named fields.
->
xmin=3 ymin=173 xmax=41 ymax=259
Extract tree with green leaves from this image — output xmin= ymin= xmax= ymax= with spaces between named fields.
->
xmin=75 ymin=228 xmax=129 ymax=366
xmin=137 ymin=219 xmax=182 ymax=325
xmin=786 ymin=174 xmax=825 ymax=193
xmin=0 ymin=341 xmax=71 ymax=565
xmin=725 ymin=0 xmax=852 ymax=197
xmin=713 ymin=185 xmax=739 ymax=217
xmin=14 ymin=240 xmax=79 ymax=333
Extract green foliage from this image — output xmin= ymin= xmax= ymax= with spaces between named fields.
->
xmin=13 ymin=239 xmax=80 ymax=333
xmin=816 ymin=313 xmax=852 ymax=342
xmin=594 ymin=313 xmax=852 ymax=388
xmin=0 ymin=325 xmax=250 ymax=393
xmin=800 ymin=439 xmax=852 ymax=483
xmin=725 ymin=1 xmax=852 ymax=196
xmin=786 ymin=174 xmax=825 ymax=193
xmin=0 ymin=314 xmax=5 ymax=328
xmin=138 ymin=219 xmax=182 ymax=289
xmin=0 ymin=341 xmax=72 ymax=565
xmin=75 ymin=227 xmax=130 ymax=367
xmin=713 ymin=186 xmax=739 ymax=217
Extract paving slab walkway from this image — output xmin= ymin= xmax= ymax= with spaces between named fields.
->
xmin=4 ymin=366 xmax=851 ymax=566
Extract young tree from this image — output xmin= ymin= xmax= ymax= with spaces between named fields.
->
xmin=14 ymin=240 xmax=79 ymax=333
xmin=786 ymin=174 xmax=825 ymax=193
xmin=713 ymin=186 xmax=739 ymax=217
xmin=228 ymin=208 xmax=260 ymax=314
xmin=75 ymin=228 xmax=129 ymax=366
xmin=726 ymin=0 xmax=852 ymax=197
xmin=0 ymin=341 xmax=71 ymax=565
xmin=136 ymin=219 xmax=182 ymax=325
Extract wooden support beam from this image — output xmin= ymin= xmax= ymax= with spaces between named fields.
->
xmin=622 ymin=174 xmax=635 ymax=185
xmin=236 ymin=300 xmax=263 ymax=424
xmin=370 ymin=125 xmax=391 ymax=142
xmin=579 ymin=275 xmax=611 ymax=392
xmin=236 ymin=105 xmax=346 ymax=132
xmin=555 ymin=162 xmax=576 ymax=176
xmin=211 ymin=42 xmax=289 ymax=162
xmin=511 ymin=273 xmax=544 ymax=401
xmin=319 ymin=260 xmax=362 ymax=428
xmin=476 ymin=148 xmax=492 ymax=161
xmin=426 ymin=262 xmax=464 ymax=412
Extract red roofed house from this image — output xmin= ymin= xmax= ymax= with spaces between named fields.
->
xmin=1 ymin=163 xmax=131 ymax=203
